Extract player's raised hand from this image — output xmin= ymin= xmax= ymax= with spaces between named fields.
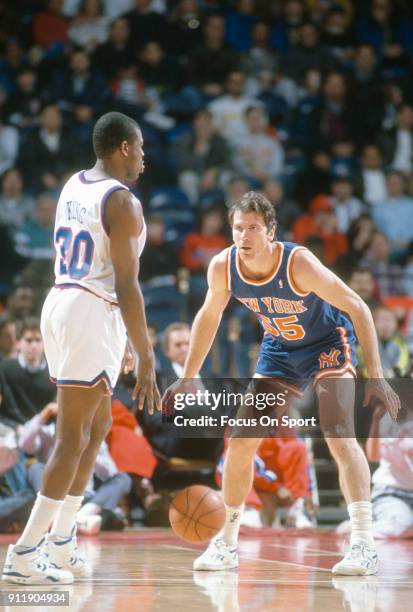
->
xmin=363 ymin=378 xmax=401 ymax=421
xmin=132 ymin=356 xmax=161 ymax=415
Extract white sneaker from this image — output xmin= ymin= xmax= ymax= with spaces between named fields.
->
xmin=332 ymin=543 xmax=378 ymax=576
xmin=42 ymin=529 xmax=92 ymax=578
xmin=193 ymin=538 xmax=238 ymax=571
xmin=286 ymin=498 xmax=314 ymax=529
xmin=2 ymin=541 xmax=73 ymax=584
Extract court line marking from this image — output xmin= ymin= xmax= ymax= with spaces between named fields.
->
xmin=265 ymin=542 xmax=413 ymax=566
xmin=160 ymin=544 xmax=331 ymax=572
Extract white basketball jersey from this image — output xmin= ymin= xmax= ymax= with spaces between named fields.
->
xmin=54 ymin=171 xmax=146 ymax=304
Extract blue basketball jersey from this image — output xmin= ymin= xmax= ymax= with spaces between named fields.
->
xmin=227 ymin=241 xmax=354 ymax=350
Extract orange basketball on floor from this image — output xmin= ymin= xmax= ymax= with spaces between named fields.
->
xmin=169 ymin=485 xmax=225 ymax=543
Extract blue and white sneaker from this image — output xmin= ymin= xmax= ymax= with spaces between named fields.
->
xmin=193 ymin=538 xmax=238 ymax=571
xmin=2 ymin=541 xmax=73 ymax=584
xmin=42 ymin=528 xmax=92 ymax=578
xmin=332 ymin=543 xmax=379 ymax=575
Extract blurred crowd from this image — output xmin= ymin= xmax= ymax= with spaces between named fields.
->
xmin=1 ymin=0 xmax=413 ymax=536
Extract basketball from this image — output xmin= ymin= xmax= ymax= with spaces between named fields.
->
xmin=169 ymin=485 xmax=225 ymax=543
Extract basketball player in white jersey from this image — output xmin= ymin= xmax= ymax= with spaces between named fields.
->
xmin=2 ymin=112 xmax=160 ymax=584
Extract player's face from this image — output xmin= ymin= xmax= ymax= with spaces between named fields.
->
xmin=232 ymin=211 xmax=274 ymax=260
xmin=125 ymin=130 xmax=144 ymax=181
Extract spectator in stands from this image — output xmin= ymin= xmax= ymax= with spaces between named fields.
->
xmin=124 ymin=0 xmax=166 ymax=50
xmin=330 ymin=139 xmax=357 ymax=179
xmin=189 ymin=14 xmax=239 ymax=98
xmin=374 ymin=306 xmax=410 ymax=376
xmin=330 ymin=176 xmax=366 ymax=234
xmin=240 ymin=20 xmax=278 ymax=79
xmin=93 ymin=17 xmax=134 ymax=79
xmin=17 ymin=401 xmax=132 ymax=534
xmin=320 ymin=5 xmax=354 ymax=61
xmin=50 ymin=48 xmax=108 ymax=138
xmin=293 ymin=149 xmax=332 ymax=208
xmin=347 ymin=45 xmax=384 ymax=146
xmin=3 ymin=68 xmax=43 ymax=129
xmin=68 ymin=0 xmax=110 ymax=52
xmin=0 ymin=169 xmax=34 ymax=234
xmin=5 ymin=288 xmax=35 ymax=321
xmin=292 ymin=195 xmax=348 ymax=265
xmin=17 ymin=104 xmax=78 ymax=192
xmin=403 ymin=243 xmax=413 ymax=298
xmin=138 ymin=41 xmax=178 ymax=92
xmin=0 ymin=423 xmax=36 ymax=534
xmin=356 ymin=0 xmax=413 ymax=70
xmin=167 ymin=0 xmax=203 ymax=60
xmin=138 ymin=321 xmax=222 ymax=460
xmin=139 ymin=214 xmax=180 ymax=287
xmin=0 ymin=228 xmax=27 ymax=303
xmin=269 ymin=0 xmax=306 ymax=53
xmin=232 ymin=105 xmax=284 ymax=186
xmin=0 ymin=318 xmax=54 ymax=428
xmin=356 ymin=144 xmax=387 ymax=205
xmin=224 ymin=176 xmax=250 ymax=206
xmin=225 ymin=0 xmax=256 ymax=52
xmin=0 ymin=111 xmax=19 ymax=177
xmin=366 ymin=402 xmax=413 ymax=539
xmin=32 ymin=0 xmax=69 ymax=52
xmin=0 ymin=317 xmax=17 ymax=362
xmin=15 ymin=195 xmax=56 ymax=297
xmin=372 ymin=171 xmax=413 ymax=256
xmin=216 ymin=435 xmax=313 ymax=529
xmin=283 ymin=21 xmax=336 ymax=82
xmin=208 ymin=70 xmax=259 ymax=145
xmin=261 ymin=178 xmax=301 ymax=238
xmin=347 ymin=267 xmax=381 ymax=310
xmin=180 ymin=206 xmax=229 ymax=314
xmin=379 ymin=103 xmax=413 ymax=175
xmin=173 ymin=108 xmax=232 ymax=204
xmin=362 ymin=231 xmax=405 ymax=297
xmin=298 ymin=71 xmax=352 ymax=150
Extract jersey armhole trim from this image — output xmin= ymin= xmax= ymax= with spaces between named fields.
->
xmin=100 ymin=185 xmax=129 ymax=237
xmin=226 ymin=246 xmax=232 ymax=291
xmin=287 ymin=246 xmax=311 ymax=297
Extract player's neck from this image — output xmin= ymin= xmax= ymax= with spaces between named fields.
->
xmin=88 ymin=160 xmax=126 ymax=184
xmin=238 ymin=242 xmax=279 ymax=280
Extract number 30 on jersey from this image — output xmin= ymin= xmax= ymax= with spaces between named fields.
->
xmin=55 ymin=227 xmax=94 ymax=280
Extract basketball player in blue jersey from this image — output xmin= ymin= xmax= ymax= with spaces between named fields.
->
xmin=171 ymin=191 xmax=400 ymax=576
xmin=2 ymin=112 xmax=160 ymax=584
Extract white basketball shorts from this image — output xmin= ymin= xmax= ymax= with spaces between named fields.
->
xmin=40 ymin=286 xmax=126 ymax=393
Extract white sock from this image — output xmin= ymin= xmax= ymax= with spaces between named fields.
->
xmin=348 ymin=501 xmax=374 ymax=547
xmin=221 ymin=503 xmax=244 ymax=547
xmin=51 ymin=495 xmax=84 ymax=538
xmin=16 ymin=493 xmax=63 ymax=548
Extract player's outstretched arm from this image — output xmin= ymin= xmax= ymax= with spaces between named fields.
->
xmin=182 ymin=250 xmax=231 ymax=378
xmin=292 ymin=249 xmax=400 ymax=420
xmin=107 ymin=189 xmax=160 ymax=414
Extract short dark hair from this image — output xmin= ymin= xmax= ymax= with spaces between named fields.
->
xmin=92 ymin=112 xmax=140 ymax=158
xmin=16 ymin=317 xmax=41 ymax=340
xmin=228 ymin=191 xmax=277 ymax=234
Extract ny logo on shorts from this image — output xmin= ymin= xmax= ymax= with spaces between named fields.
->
xmin=318 ymin=348 xmax=341 ymax=369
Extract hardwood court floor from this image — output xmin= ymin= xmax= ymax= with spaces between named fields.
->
xmin=0 ymin=529 xmax=412 ymax=611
